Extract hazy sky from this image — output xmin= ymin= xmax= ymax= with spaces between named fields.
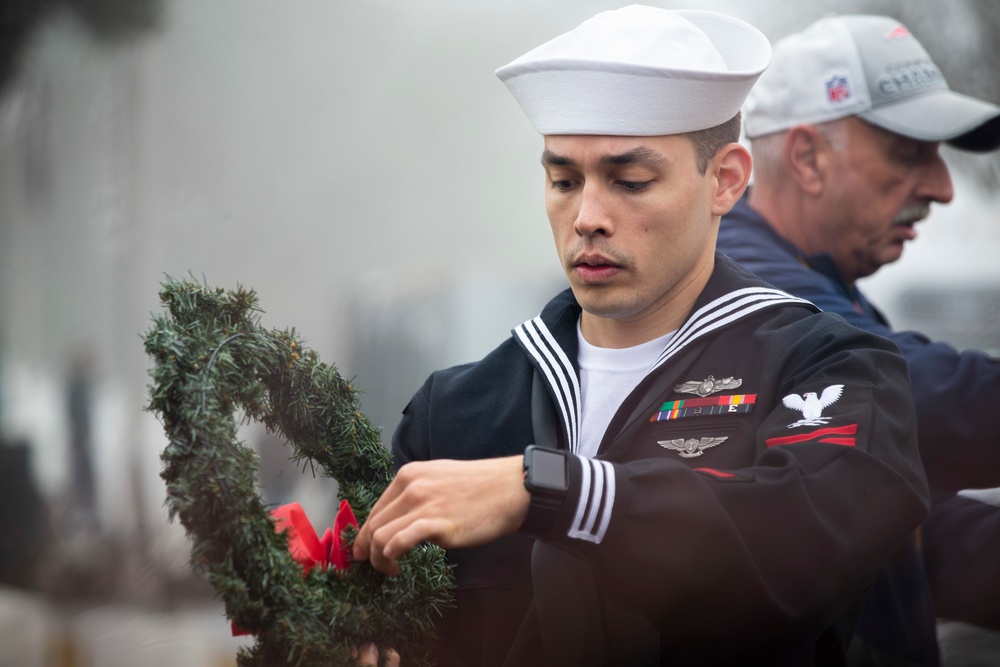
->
xmin=1 ymin=0 xmax=998 ymax=519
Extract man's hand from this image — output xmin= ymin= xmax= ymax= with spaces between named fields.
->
xmin=354 ymin=642 xmax=399 ymax=667
xmin=353 ymin=456 xmax=530 ymax=576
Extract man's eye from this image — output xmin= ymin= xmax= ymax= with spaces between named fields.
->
xmin=618 ymin=180 xmax=650 ymax=191
xmin=891 ymin=141 xmax=934 ymax=167
xmin=551 ymin=180 xmax=575 ymax=190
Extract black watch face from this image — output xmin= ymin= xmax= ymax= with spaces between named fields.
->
xmin=531 ymin=448 xmax=567 ymax=491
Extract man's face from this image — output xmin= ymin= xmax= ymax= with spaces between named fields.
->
xmin=818 ymin=117 xmax=954 ymax=283
xmin=541 ymin=134 xmax=721 ymax=340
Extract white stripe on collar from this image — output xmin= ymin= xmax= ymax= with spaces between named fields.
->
xmin=515 ymin=316 xmax=582 ymax=453
xmin=654 ymin=287 xmax=812 ymax=370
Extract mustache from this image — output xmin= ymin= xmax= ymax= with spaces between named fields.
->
xmin=564 ymin=241 xmax=631 ymax=267
xmin=892 ymin=202 xmax=931 ymax=226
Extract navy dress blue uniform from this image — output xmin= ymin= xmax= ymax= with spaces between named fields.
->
xmin=393 ymin=254 xmax=928 ymax=666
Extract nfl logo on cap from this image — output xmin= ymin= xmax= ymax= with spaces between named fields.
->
xmin=826 ymin=76 xmax=852 ymax=104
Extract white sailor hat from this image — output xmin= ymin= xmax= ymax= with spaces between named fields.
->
xmin=495 ymin=5 xmax=771 ymax=136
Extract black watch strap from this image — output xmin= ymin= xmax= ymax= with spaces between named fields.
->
xmin=522 ymin=445 xmax=569 ymax=538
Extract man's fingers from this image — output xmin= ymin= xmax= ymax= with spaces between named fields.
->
xmin=355 ymin=521 xmax=399 ymax=574
xmin=352 ymin=643 xmax=400 ymax=667
xmin=353 ymin=642 xmax=378 ymax=667
xmin=353 ymin=488 xmax=402 ymax=561
xmin=353 ymin=522 xmax=373 ymax=562
xmin=380 ymin=516 xmax=451 ymax=560
xmin=353 ymin=465 xmax=420 ymax=562
xmin=354 ymin=487 xmax=414 ymax=566
xmin=366 ymin=516 xmax=451 ymax=576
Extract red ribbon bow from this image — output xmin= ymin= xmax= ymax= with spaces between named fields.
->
xmin=231 ymin=499 xmax=358 ymax=636
xmin=273 ymin=499 xmax=359 ymax=573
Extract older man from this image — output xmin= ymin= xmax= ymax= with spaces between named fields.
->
xmin=355 ymin=8 xmax=928 ymax=666
xmin=717 ymin=14 xmax=1000 ymax=667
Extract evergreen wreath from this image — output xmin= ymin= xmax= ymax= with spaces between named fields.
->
xmin=143 ymin=276 xmax=453 ymax=667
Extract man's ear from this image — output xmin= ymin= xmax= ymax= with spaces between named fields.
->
xmin=709 ymin=143 xmax=752 ymax=217
xmin=784 ymin=126 xmax=826 ymax=196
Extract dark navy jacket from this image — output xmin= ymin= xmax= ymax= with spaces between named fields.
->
xmin=719 ymin=197 xmax=1000 ymax=666
xmin=393 ymin=254 xmax=927 ymax=666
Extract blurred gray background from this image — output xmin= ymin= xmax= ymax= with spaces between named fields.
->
xmin=1 ymin=1 xmax=998 ymax=665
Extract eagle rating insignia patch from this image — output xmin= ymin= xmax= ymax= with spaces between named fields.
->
xmin=781 ymin=384 xmax=844 ymax=428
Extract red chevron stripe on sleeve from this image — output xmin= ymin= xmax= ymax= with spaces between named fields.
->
xmin=765 ymin=423 xmax=858 ymax=448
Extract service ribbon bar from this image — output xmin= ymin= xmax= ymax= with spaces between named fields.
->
xmin=650 ymin=394 xmax=757 ymax=422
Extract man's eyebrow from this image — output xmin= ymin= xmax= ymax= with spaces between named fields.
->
xmin=602 ymin=147 xmax=665 ymax=166
xmin=540 ymin=146 xmax=665 ymax=167
xmin=541 ymin=149 xmax=572 ymax=166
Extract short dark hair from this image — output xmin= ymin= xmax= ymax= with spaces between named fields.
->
xmin=688 ymin=113 xmax=741 ymax=174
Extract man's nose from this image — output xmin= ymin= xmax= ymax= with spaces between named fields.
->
xmin=574 ymin=183 xmax=613 ymax=237
xmin=916 ymin=150 xmax=954 ymax=205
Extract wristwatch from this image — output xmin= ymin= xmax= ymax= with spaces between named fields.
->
xmin=522 ymin=445 xmax=569 ymax=536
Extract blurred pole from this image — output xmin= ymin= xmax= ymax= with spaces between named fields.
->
xmin=66 ymin=347 xmax=97 ymax=527
xmin=116 ymin=40 xmax=160 ymax=604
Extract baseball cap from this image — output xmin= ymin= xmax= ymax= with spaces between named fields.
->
xmin=744 ymin=14 xmax=1000 ymax=152
xmin=495 ymin=5 xmax=771 ymax=136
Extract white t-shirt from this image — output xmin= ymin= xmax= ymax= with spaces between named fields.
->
xmin=577 ymin=320 xmax=675 ymax=458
